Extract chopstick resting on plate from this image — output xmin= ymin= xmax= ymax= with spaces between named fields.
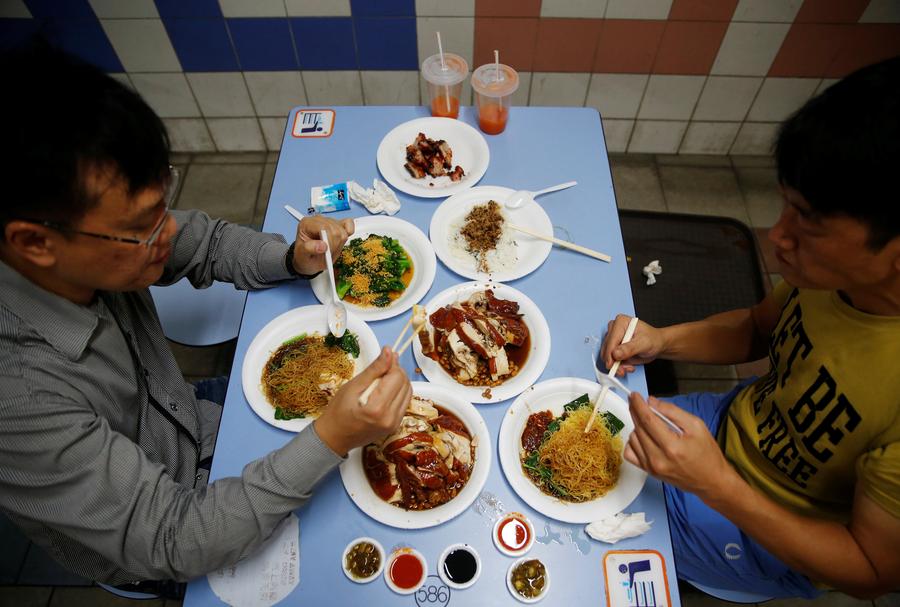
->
xmin=359 ymin=305 xmax=427 ymax=406
xmin=585 ymin=317 xmax=639 ymax=432
xmin=507 ymin=223 xmax=611 ymax=263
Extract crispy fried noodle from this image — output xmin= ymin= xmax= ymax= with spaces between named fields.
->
xmin=262 ymin=334 xmax=355 ymax=419
xmin=536 ymin=408 xmax=622 ymax=502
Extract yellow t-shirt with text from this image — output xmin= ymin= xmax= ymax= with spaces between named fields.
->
xmin=722 ymin=280 xmax=900 ymax=522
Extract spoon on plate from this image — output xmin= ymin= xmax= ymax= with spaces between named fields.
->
xmin=505 ymin=181 xmax=577 ymax=209
xmin=320 ymin=228 xmax=347 ymax=338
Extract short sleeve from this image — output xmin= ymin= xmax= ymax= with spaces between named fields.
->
xmin=857 ymin=442 xmax=900 ymax=519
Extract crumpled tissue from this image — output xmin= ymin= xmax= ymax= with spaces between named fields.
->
xmin=347 ymin=179 xmax=401 ymax=215
xmin=585 ymin=512 xmax=652 ymax=544
xmin=642 ymin=259 xmax=662 ymax=286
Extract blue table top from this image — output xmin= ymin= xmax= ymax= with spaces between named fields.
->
xmin=184 ymin=106 xmax=682 ymax=607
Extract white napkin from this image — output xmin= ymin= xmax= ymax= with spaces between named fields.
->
xmin=642 ymin=259 xmax=662 ymax=285
xmin=347 ymin=179 xmax=401 ymax=215
xmin=208 ymin=513 xmax=300 ymax=607
xmin=585 ymin=512 xmax=652 ymax=544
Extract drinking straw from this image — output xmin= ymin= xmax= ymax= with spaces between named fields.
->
xmin=494 ymin=49 xmax=500 ymax=83
xmin=436 ymin=32 xmax=450 ymax=113
xmin=437 ymin=32 xmax=446 ymax=70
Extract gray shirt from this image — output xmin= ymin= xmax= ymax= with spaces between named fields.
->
xmin=0 ymin=210 xmax=343 ymax=584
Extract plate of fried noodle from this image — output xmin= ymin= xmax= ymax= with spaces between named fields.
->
xmin=498 ymin=377 xmax=647 ymax=523
xmin=242 ymin=305 xmax=379 ymax=432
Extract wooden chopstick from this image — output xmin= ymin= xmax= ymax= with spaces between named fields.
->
xmin=391 ymin=315 xmax=414 ymax=352
xmin=395 ymin=324 xmax=425 ymax=356
xmin=584 ymin=317 xmax=639 ymax=432
xmin=359 ymin=306 xmax=426 ymax=406
xmin=508 ymin=223 xmax=611 ymax=263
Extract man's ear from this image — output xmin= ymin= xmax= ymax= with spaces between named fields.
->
xmin=3 ymin=221 xmax=59 ymax=268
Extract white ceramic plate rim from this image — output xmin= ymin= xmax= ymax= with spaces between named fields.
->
xmin=310 ymin=216 xmax=437 ymax=321
xmin=339 ymin=381 xmax=492 ymax=529
xmin=376 ymin=117 xmax=489 ymax=198
xmin=241 ymin=305 xmax=379 ymax=432
xmin=412 ymin=281 xmax=551 ymax=404
xmin=498 ymin=377 xmax=647 ymax=523
xmin=429 ymin=186 xmax=553 ymax=282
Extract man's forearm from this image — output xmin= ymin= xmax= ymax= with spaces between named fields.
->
xmin=705 ymin=472 xmax=884 ymax=597
xmin=659 ymin=308 xmax=767 ymax=365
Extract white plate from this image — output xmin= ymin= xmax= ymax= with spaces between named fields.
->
xmin=429 ymin=186 xmax=553 ymax=281
xmin=376 ymin=117 xmax=489 ymax=198
xmin=311 ymin=216 xmax=436 ymax=321
xmin=412 ymin=281 xmax=550 ymax=404
xmin=339 ymin=382 xmax=491 ymax=529
xmin=241 ymin=306 xmax=379 ymax=432
xmin=498 ymin=377 xmax=647 ymax=523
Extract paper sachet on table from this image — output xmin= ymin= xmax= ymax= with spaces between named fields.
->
xmin=585 ymin=512 xmax=652 ymax=544
xmin=347 ymin=179 xmax=401 ymax=215
xmin=642 ymin=260 xmax=662 ymax=286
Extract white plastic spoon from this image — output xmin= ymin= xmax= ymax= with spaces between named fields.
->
xmin=505 ymin=180 xmax=577 ymax=209
xmin=320 ymin=228 xmax=347 ymax=338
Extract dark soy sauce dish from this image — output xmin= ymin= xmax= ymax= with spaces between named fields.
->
xmin=438 ymin=543 xmax=481 ymax=589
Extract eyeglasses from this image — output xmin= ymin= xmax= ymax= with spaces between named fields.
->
xmin=29 ymin=166 xmax=180 ymax=248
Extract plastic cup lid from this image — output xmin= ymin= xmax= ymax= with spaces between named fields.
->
xmin=421 ymin=53 xmax=469 ymax=86
xmin=471 ymin=63 xmax=519 ymax=97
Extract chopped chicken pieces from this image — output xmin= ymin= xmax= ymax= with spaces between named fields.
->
xmin=419 ymin=289 xmax=530 ymax=386
xmin=404 ymin=132 xmax=465 ymax=182
xmin=363 ymin=398 xmax=475 ymax=511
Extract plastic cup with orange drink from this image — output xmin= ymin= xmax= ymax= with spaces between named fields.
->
xmin=471 ymin=62 xmax=519 ymax=135
xmin=421 ymin=53 xmax=468 ymax=119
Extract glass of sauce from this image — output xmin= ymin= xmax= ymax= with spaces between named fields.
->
xmin=438 ymin=543 xmax=481 ymax=589
xmin=493 ymin=512 xmax=535 ymax=556
xmin=384 ymin=547 xmax=428 ymax=594
xmin=341 ymin=537 xmax=384 ymax=583
xmin=507 ymin=557 xmax=550 ymax=603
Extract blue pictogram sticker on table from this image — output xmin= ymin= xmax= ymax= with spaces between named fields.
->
xmin=292 ymin=109 xmax=335 ymax=138
xmin=604 ymin=550 xmax=672 ymax=607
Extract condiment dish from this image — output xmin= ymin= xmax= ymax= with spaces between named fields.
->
xmin=341 ymin=536 xmax=384 ymax=583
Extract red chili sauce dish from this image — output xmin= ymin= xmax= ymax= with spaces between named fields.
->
xmin=493 ymin=512 xmax=535 ymax=556
xmin=384 ymin=548 xmax=427 ymax=595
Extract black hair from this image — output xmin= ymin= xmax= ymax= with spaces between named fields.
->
xmin=0 ymin=38 xmax=170 ymax=237
xmin=775 ymin=55 xmax=900 ymax=250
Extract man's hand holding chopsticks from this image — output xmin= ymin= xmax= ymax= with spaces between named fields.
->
xmin=314 ymin=347 xmax=411 ymax=457
xmin=624 ymin=392 xmax=736 ymax=501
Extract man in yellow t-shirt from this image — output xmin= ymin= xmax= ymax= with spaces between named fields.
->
xmin=602 ymin=56 xmax=900 ymax=599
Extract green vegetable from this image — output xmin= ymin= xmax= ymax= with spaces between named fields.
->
xmin=561 ymin=393 xmax=623 ymax=435
xmin=324 ymin=330 xmax=360 ymax=358
xmin=281 ymin=333 xmax=308 ymax=346
xmin=274 ymin=407 xmax=306 ymax=420
xmin=522 ymin=450 xmax=569 ymax=498
xmin=563 ymin=393 xmax=591 ymax=412
xmin=333 ymin=234 xmax=411 ymax=303
xmin=336 ymin=279 xmax=352 ymax=299
xmin=601 ymin=411 xmax=624 ymax=436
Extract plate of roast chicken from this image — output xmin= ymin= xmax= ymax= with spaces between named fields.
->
xmin=376 ymin=117 xmax=489 ymax=198
xmin=339 ymin=382 xmax=491 ymax=529
xmin=412 ymin=282 xmax=551 ymax=404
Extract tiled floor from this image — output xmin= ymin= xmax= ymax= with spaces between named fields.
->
xmin=2 ymin=152 xmax=894 ymax=607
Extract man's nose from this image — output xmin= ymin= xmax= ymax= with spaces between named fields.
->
xmin=768 ymin=205 xmax=795 ymax=250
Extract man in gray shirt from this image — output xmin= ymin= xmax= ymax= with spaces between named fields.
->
xmin=0 ymin=43 xmax=412 ymax=590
